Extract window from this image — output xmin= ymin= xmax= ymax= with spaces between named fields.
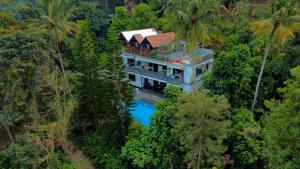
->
xmin=148 ymin=63 xmax=153 ymax=71
xmin=127 ymin=58 xmax=135 ymax=66
xmin=146 ymin=44 xmax=151 ymax=50
xmin=196 ymin=68 xmax=203 ymax=76
xmin=129 ymin=74 xmax=136 ymax=82
xmin=206 ymin=64 xmax=209 ymax=70
xmin=162 ymin=66 xmax=167 ymax=71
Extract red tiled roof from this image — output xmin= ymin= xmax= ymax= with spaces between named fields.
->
xmin=133 ymin=34 xmax=144 ymax=43
xmin=145 ymin=32 xmax=175 ymax=48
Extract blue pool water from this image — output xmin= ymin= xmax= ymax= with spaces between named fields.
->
xmin=129 ymin=100 xmax=156 ymax=126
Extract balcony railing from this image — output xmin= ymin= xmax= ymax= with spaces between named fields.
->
xmin=124 ymin=46 xmax=213 ymax=65
xmin=125 ymin=66 xmax=184 ymax=86
xmin=124 ymin=46 xmax=184 ymax=64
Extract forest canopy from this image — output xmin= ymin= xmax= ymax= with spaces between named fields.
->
xmin=0 ymin=0 xmax=300 ymax=169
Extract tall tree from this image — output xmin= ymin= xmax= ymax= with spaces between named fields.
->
xmin=130 ymin=3 xmax=159 ymax=30
xmin=231 ymin=108 xmax=262 ymax=169
xmin=122 ymin=86 xmax=186 ymax=169
xmin=36 ymin=0 xmax=78 ymax=91
xmin=72 ymin=19 xmax=109 ymax=131
xmin=106 ymin=6 xmax=130 ymax=51
xmin=175 ymin=90 xmax=231 ymax=169
xmin=264 ymin=66 xmax=300 ymax=169
xmin=165 ymin=0 xmax=223 ymax=52
xmin=204 ymin=44 xmax=254 ymax=108
xmin=250 ymin=0 xmax=300 ymax=112
xmin=0 ymin=30 xmax=57 ymax=142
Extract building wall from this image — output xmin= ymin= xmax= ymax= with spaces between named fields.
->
xmin=184 ymin=64 xmax=195 ymax=85
xmin=122 ymin=53 xmax=213 ymax=93
xmin=129 ymin=74 xmax=143 ymax=88
xmin=182 ymin=83 xmax=194 ymax=93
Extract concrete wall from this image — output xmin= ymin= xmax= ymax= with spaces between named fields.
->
xmin=182 ymin=83 xmax=194 ymax=93
xmin=129 ymin=74 xmax=142 ymax=88
xmin=184 ymin=64 xmax=196 ymax=85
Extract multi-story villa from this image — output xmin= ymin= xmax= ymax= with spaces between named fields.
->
xmin=119 ymin=28 xmax=214 ymax=93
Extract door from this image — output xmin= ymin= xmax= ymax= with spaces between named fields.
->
xmin=154 ymin=64 xmax=158 ymax=72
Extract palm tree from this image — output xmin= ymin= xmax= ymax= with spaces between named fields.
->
xmin=37 ymin=0 xmax=78 ymax=91
xmin=166 ymin=0 xmax=223 ymax=54
xmin=251 ymin=0 xmax=300 ymax=112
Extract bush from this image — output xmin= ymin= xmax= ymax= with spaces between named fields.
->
xmin=0 ymin=133 xmax=73 ymax=169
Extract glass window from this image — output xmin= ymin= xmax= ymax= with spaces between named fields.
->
xmin=129 ymin=74 xmax=136 ymax=82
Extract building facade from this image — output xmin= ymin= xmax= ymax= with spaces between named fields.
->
xmin=119 ymin=28 xmax=214 ymax=93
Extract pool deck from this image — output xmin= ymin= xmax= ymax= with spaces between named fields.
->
xmin=135 ymin=88 xmax=165 ymax=103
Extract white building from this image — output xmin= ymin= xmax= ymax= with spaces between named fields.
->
xmin=119 ymin=28 xmax=214 ymax=93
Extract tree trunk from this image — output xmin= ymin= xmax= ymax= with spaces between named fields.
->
xmin=2 ymin=123 xmax=14 ymax=142
xmin=105 ymin=0 xmax=108 ymax=11
xmin=196 ymin=146 xmax=202 ymax=169
xmin=31 ymin=0 xmax=36 ymax=11
xmin=251 ymin=28 xmax=276 ymax=112
xmin=169 ymin=158 xmax=174 ymax=169
xmin=112 ymin=50 xmax=126 ymax=138
xmin=55 ymin=37 xmax=71 ymax=94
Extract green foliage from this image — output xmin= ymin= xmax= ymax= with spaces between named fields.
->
xmin=81 ymin=127 xmax=126 ymax=169
xmin=106 ymin=6 xmax=130 ymax=51
xmin=284 ymin=31 xmax=300 ymax=68
xmin=0 ymin=133 xmax=73 ymax=169
xmin=165 ymin=0 xmax=223 ymax=51
xmin=263 ymin=66 xmax=300 ymax=169
xmin=0 ymin=30 xmax=57 ymax=139
xmin=72 ymin=19 xmax=121 ymax=133
xmin=130 ymin=3 xmax=159 ymax=30
xmin=204 ymin=44 xmax=254 ymax=108
xmin=175 ymin=90 xmax=231 ymax=169
xmin=71 ymin=18 xmax=133 ymax=169
xmin=149 ymin=0 xmax=169 ymax=17
xmin=231 ymin=108 xmax=262 ymax=169
xmin=122 ymin=86 xmax=186 ymax=169
xmin=0 ymin=12 xmax=16 ymax=28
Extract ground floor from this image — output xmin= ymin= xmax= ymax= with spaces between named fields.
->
xmin=128 ymin=73 xmax=196 ymax=93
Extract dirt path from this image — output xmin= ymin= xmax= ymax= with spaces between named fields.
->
xmin=69 ymin=150 xmax=95 ymax=169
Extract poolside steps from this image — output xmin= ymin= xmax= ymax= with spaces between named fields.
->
xmin=135 ymin=88 xmax=165 ymax=103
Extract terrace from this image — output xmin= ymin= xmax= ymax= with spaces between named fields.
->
xmin=124 ymin=46 xmax=213 ymax=65
xmin=124 ymin=66 xmax=184 ymax=86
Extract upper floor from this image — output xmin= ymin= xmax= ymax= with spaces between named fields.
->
xmin=119 ymin=28 xmax=214 ymax=66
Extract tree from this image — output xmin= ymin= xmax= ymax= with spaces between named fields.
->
xmin=0 ymin=30 xmax=57 ymax=141
xmin=263 ymin=66 xmax=300 ymax=169
xmin=130 ymin=3 xmax=159 ymax=30
xmin=204 ymin=44 xmax=254 ymax=108
xmin=36 ymin=0 xmax=78 ymax=91
xmin=250 ymin=0 xmax=300 ymax=112
xmin=165 ymin=0 xmax=223 ymax=52
xmin=106 ymin=6 xmax=130 ymax=51
xmin=71 ymin=19 xmax=109 ymax=130
xmin=149 ymin=0 xmax=170 ymax=17
xmin=175 ymin=90 xmax=231 ymax=169
xmin=122 ymin=86 xmax=186 ymax=169
xmin=0 ymin=132 xmax=73 ymax=169
xmin=231 ymin=108 xmax=262 ymax=169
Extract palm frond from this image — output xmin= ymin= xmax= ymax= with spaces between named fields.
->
xmin=251 ymin=19 xmax=273 ymax=35
xmin=274 ymin=24 xmax=295 ymax=44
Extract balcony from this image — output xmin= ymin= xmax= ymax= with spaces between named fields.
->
xmin=125 ymin=66 xmax=184 ymax=86
xmin=123 ymin=46 xmax=213 ymax=66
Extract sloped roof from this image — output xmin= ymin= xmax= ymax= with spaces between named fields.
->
xmin=133 ymin=34 xmax=144 ymax=43
xmin=145 ymin=32 xmax=175 ymax=48
xmin=120 ymin=28 xmax=157 ymax=42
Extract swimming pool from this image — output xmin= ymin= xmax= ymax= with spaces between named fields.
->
xmin=129 ymin=100 xmax=156 ymax=126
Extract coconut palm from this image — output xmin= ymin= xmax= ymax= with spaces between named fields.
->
xmin=36 ymin=0 xmax=78 ymax=91
xmin=165 ymin=0 xmax=223 ymax=53
xmin=251 ymin=0 xmax=300 ymax=112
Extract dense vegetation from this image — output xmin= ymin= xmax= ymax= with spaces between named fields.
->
xmin=0 ymin=0 xmax=299 ymax=169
